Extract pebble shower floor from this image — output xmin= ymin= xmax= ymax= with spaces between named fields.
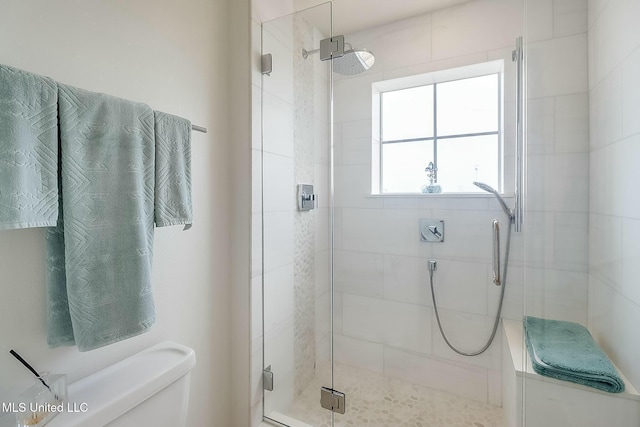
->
xmin=282 ymin=362 xmax=505 ymax=427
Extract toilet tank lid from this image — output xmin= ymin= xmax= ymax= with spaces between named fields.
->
xmin=48 ymin=341 xmax=196 ymax=427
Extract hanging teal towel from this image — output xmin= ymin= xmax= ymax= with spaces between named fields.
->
xmin=153 ymin=111 xmax=192 ymax=230
xmin=523 ymin=316 xmax=625 ymax=393
xmin=46 ymin=84 xmax=156 ymax=351
xmin=0 ymin=65 xmax=58 ymax=230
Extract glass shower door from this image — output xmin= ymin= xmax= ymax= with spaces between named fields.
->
xmin=261 ymin=3 xmax=333 ymax=426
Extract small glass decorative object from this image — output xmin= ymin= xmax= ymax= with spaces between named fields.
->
xmin=15 ymin=373 xmax=67 ymax=427
xmin=421 ymin=162 xmax=442 ymax=194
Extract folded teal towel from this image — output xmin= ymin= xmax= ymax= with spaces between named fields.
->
xmin=0 ymin=65 xmax=58 ymax=230
xmin=153 ymin=111 xmax=192 ymax=230
xmin=524 ymin=316 xmax=625 ymax=393
xmin=46 ymin=84 xmax=156 ymax=351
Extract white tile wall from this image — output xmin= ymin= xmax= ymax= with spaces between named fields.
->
xmin=251 ymin=337 xmax=264 ymax=426
xmin=314 ymin=249 xmax=329 ymax=296
xmin=251 ymin=276 xmax=263 ymax=341
xmin=587 ymin=0 xmax=640 ymax=87
xmin=333 ymin=71 xmax=384 ymax=122
xmin=426 ymin=259 xmax=490 ymax=315
xmin=588 ymin=0 xmax=640 ymax=391
xmin=488 ymin=369 xmax=503 ymax=407
xmin=621 ymin=218 xmax=640 ymax=307
xmin=251 ymin=212 xmax=262 ymax=278
xmin=252 ymin=86 xmax=262 ymax=149
xmin=383 ymin=255 xmax=432 ymax=306
xmin=263 ymin=263 xmax=295 ymax=332
xmin=264 ymin=318 xmax=295 ymax=414
xmin=622 ymin=46 xmax=640 ymax=139
xmin=524 ymin=267 xmax=589 ymax=324
xmin=489 ymin=264 xmax=524 ymax=321
xmin=587 ymin=0 xmax=609 ymax=28
xmin=262 ymin=152 xmax=295 ymax=212
xmin=511 ymin=212 xmax=588 ymax=269
xmin=334 ymin=250 xmax=385 ymax=298
xmin=349 ymin=13 xmax=433 ymax=73
xmin=262 ymin=91 xmax=294 ymax=157
xmin=430 ymin=0 xmax=522 ymax=61
xmin=527 ymin=96 xmax=556 ymax=154
xmin=333 ymin=334 xmax=384 ymax=373
xmin=553 ymin=0 xmax=588 ymax=38
xmin=590 ymin=134 xmax=640 ymax=218
xmin=589 ymin=64 xmax=623 ymax=149
xmin=589 ymin=213 xmax=623 ymax=288
xmin=342 ymin=293 xmax=432 ymax=355
xmin=526 ymin=153 xmax=589 ymax=213
xmin=263 ymin=211 xmax=294 ymax=272
xmin=527 ymin=34 xmax=589 ymax=99
xmin=430 ymin=309 xmax=502 ymax=371
xmin=555 ymin=92 xmax=590 ymax=153
xmin=341 ymin=208 xmax=427 ymax=256
xmin=525 ymin=0 xmax=553 ymax=43
xmin=334 ymin=164 xmax=384 ymax=209
xmin=588 ymin=276 xmax=640 ymax=389
xmin=525 ymin=376 xmax=640 ymax=427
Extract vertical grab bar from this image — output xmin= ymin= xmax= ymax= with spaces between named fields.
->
xmin=513 ymin=36 xmax=524 ymax=232
xmin=492 ymin=219 xmax=501 ymax=286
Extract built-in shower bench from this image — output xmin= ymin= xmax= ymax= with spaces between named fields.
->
xmin=501 ymin=319 xmax=640 ymax=427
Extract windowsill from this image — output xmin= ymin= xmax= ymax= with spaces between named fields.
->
xmin=368 ymin=192 xmax=515 ymax=198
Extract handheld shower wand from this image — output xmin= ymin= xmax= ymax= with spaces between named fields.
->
xmin=473 ymin=181 xmax=514 ymax=220
xmin=429 ymin=181 xmax=515 ymax=356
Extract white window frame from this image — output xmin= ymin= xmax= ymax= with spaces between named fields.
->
xmin=371 ymin=60 xmax=505 ymax=195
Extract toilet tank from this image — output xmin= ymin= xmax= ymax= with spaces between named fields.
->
xmin=48 ymin=341 xmax=196 ymax=427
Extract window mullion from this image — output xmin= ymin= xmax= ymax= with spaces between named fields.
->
xmin=433 ymin=83 xmax=438 ymax=182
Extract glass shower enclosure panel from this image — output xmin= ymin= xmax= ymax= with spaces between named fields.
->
xmin=331 ymin=2 xmax=524 ymax=426
xmin=261 ymin=3 xmax=333 ymax=426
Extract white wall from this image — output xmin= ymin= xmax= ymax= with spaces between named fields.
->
xmin=587 ymin=0 xmax=640 ymax=390
xmin=230 ymin=0 xmax=252 ymax=425
xmin=0 ymin=1 xmax=233 ymax=426
xmin=332 ymin=0 xmax=523 ymax=406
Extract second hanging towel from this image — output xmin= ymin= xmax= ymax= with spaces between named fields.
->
xmin=47 ymin=84 xmax=157 ymax=351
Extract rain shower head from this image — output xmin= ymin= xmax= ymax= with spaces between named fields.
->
xmin=332 ymin=47 xmax=375 ymax=75
xmin=473 ymin=181 xmax=514 ymax=219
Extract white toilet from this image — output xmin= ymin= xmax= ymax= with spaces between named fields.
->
xmin=48 ymin=341 xmax=196 ymax=427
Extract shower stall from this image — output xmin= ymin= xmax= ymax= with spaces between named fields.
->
xmin=252 ymin=0 xmax=639 ymax=426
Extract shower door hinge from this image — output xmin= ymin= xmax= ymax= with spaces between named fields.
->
xmin=261 ymin=53 xmax=273 ymax=76
xmin=319 ymin=35 xmax=345 ymax=61
xmin=263 ymin=366 xmax=274 ymax=391
xmin=320 ymin=387 xmax=346 ymax=414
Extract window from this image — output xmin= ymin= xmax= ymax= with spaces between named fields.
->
xmin=375 ymin=62 xmax=503 ymax=194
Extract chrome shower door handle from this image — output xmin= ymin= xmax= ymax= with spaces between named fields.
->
xmin=492 ymin=219 xmax=501 ymax=286
xmin=513 ymin=36 xmax=524 ymax=233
